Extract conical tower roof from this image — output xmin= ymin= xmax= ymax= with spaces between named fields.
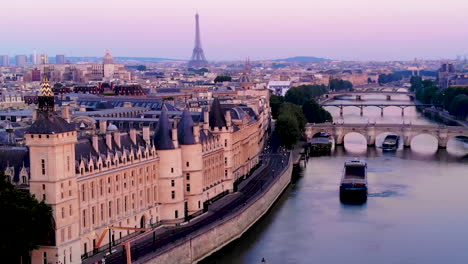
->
xmin=154 ymin=105 xmax=174 ymax=150
xmin=209 ymin=98 xmax=226 ymax=130
xmin=178 ymin=109 xmax=196 ymax=145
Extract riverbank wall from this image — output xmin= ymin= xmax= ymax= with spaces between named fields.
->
xmin=139 ymin=154 xmax=293 ymax=264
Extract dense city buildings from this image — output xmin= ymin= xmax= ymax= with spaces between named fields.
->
xmin=15 ymin=55 xmax=28 ymax=67
xmin=0 ymin=55 xmax=9 ymax=66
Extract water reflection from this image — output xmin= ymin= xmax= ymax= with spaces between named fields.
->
xmin=202 ymin=95 xmax=467 ymax=264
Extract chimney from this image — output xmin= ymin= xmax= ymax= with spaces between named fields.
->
xmin=32 ymin=110 xmax=37 ymax=121
xmin=225 ymin=110 xmax=232 ymax=127
xmin=173 ymin=116 xmax=180 ymax=129
xmin=62 ymin=105 xmax=70 ymax=122
xmin=203 ymin=109 xmax=209 ymax=132
xmin=143 ymin=126 xmax=150 ymax=144
xmin=113 ymin=131 xmax=121 ymax=148
xmin=193 ymin=124 xmax=200 ymax=144
xmin=172 ymin=128 xmax=179 ymax=148
xmin=130 ymin=129 xmax=137 ymax=144
xmin=99 ymin=120 xmax=107 ymax=134
xmin=92 ymin=135 xmax=99 ymax=153
xmin=106 ymin=133 xmax=112 ymax=149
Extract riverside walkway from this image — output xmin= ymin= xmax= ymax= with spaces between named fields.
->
xmin=83 ymin=139 xmax=290 ymax=264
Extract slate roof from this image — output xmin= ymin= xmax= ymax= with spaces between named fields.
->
xmin=27 ymin=112 xmax=76 ymax=134
xmin=178 ymin=109 xmax=196 ymax=145
xmin=209 ymin=98 xmax=226 ymax=129
xmin=0 ymin=146 xmax=29 ymax=182
xmin=153 ymin=106 xmax=174 ymax=150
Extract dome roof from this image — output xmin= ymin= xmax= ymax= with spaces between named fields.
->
xmin=103 ymin=49 xmax=114 ymax=64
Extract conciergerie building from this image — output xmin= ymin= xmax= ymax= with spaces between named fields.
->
xmin=14 ymin=74 xmax=270 ymax=264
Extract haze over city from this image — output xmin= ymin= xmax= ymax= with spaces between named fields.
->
xmin=2 ymin=0 xmax=468 ymax=61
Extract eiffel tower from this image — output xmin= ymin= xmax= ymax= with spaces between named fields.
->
xmin=188 ymin=13 xmax=208 ymax=68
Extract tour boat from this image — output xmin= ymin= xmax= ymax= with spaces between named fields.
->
xmin=340 ymin=159 xmax=368 ymax=202
xmin=382 ymin=134 xmax=400 ymax=151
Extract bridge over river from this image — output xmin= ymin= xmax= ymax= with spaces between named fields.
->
xmin=305 ymin=123 xmax=468 ymax=149
xmin=324 ymin=90 xmax=416 ymax=101
xmin=323 ymin=103 xmax=439 ymax=116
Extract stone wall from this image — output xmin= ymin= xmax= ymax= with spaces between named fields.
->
xmin=141 ymin=156 xmax=293 ymax=264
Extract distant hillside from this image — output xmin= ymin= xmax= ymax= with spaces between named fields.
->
xmin=275 ymin=56 xmax=330 ymax=62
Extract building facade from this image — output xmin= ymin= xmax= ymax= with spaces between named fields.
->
xmin=14 ymin=75 xmax=269 ymax=264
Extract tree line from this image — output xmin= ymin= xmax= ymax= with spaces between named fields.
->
xmin=410 ymin=76 xmax=468 ymax=119
xmin=270 ymin=85 xmax=333 ymax=148
xmin=0 ymin=173 xmax=53 ymax=263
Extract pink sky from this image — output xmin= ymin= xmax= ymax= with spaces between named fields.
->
xmin=2 ymin=0 xmax=468 ymax=61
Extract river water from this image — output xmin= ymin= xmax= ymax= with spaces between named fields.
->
xmin=202 ymin=93 xmax=468 ymax=264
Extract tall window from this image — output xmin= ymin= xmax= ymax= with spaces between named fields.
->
xmin=186 ymin=162 xmax=189 ymax=167
xmin=186 ymin=173 xmax=190 ymax=180
xmin=83 ymin=209 xmax=86 ymax=227
xmin=186 ymin=184 xmax=190 ymax=192
xmin=108 ymin=201 xmax=112 ymax=218
xmin=175 ymin=210 xmax=178 ymax=219
xmin=92 ymin=207 xmax=95 ymax=225
xmin=41 ymin=159 xmax=46 ymax=175
xmin=171 ymin=191 xmax=175 ymax=199
xmin=171 ymin=180 xmax=175 ymax=187
xmin=67 ymin=156 xmax=70 ymax=172
xmin=81 ymin=185 xmax=85 ymax=202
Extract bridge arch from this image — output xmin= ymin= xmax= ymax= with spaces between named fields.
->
xmin=375 ymin=131 xmax=403 ymax=149
xmin=342 ymin=131 xmax=368 ymax=152
xmin=410 ymin=133 xmax=439 ymax=152
xmin=446 ymin=136 xmax=468 ymax=156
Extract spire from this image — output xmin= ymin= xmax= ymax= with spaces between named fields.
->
xmin=178 ymin=109 xmax=196 ymax=145
xmin=154 ymin=105 xmax=175 ymax=150
xmin=209 ymin=98 xmax=226 ymax=130
xmin=188 ymin=12 xmax=208 ymax=68
xmin=38 ymin=69 xmax=55 ymax=112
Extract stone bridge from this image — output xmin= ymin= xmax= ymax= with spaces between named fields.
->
xmin=323 ymin=103 xmax=439 ymax=116
xmin=324 ymin=90 xmax=415 ymax=101
xmin=305 ymin=123 xmax=468 ymax=149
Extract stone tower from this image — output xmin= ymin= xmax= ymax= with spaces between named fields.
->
xmin=26 ymin=72 xmax=80 ymax=264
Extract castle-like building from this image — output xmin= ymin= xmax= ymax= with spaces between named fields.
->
xmin=16 ymin=73 xmax=269 ymax=264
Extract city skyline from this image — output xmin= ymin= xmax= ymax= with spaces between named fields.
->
xmin=1 ymin=0 xmax=468 ymax=61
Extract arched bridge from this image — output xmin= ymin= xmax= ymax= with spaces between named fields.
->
xmin=324 ymin=90 xmax=416 ymax=101
xmin=305 ymin=123 xmax=468 ymax=149
xmin=323 ymin=104 xmax=439 ymax=116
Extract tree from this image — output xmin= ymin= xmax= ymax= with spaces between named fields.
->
xmin=269 ymin=94 xmax=284 ymax=119
xmin=329 ymin=79 xmax=353 ymax=91
xmin=136 ymin=65 xmax=147 ymax=71
xmin=276 ymin=114 xmax=301 ymax=149
xmin=448 ymin=94 xmax=468 ymax=118
xmin=214 ymin=75 xmax=232 ymax=83
xmin=284 ymin=85 xmax=328 ymax=105
xmin=279 ymin=103 xmax=307 ymax=132
xmin=302 ymin=99 xmax=333 ymax=123
xmin=0 ymin=173 xmax=53 ymax=263
xmin=410 ymin=76 xmax=422 ymax=91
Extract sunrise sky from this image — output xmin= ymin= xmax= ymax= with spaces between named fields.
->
xmin=2 ymin=0 xmax=468 ymax=61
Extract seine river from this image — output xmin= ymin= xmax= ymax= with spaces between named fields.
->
xmin=202 ymin=93 xmax=468 ymax=264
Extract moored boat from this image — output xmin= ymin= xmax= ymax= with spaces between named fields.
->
xmin=309 ymin=132 xmax=332 ymax=155
xmin=382 ymin=134 xmax=400 ymax=151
